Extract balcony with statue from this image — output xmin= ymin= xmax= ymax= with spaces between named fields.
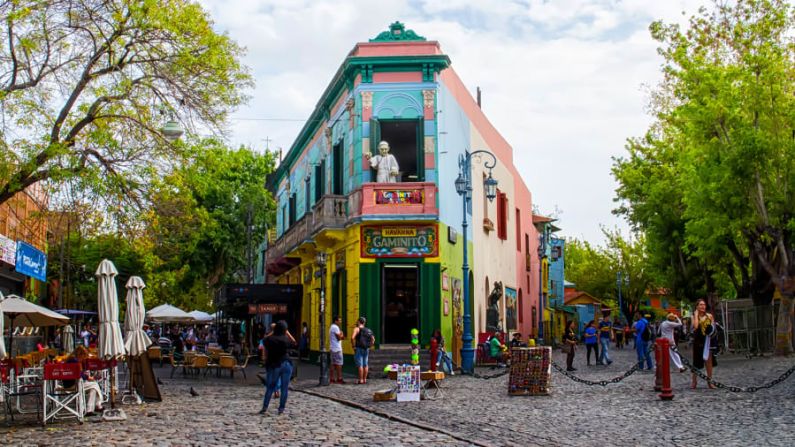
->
xmin=349 ymin=139 xmax=438 ymax=220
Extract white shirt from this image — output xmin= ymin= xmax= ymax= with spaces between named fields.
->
xmin=329 ymin=324 xmax=342 ymax=352
xmin=660 ymin=319 xmax=682 ymax=342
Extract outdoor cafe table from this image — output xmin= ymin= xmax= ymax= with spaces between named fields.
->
xmin=386 ymin=370 xmax=446 ymax=399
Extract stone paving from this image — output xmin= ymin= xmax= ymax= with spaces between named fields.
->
xmin=1 ymin=346 xmax=793 ymax=446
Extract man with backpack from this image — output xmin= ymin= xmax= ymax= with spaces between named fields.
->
xmin=633 ymin=312 xmax=654 ymax=370
xmin=351 ymin=317 xmax=375 ymax=384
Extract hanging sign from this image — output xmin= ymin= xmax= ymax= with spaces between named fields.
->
xmin=248 ymin=304 xmax=288 ymax=315
xmin=361 ymin=224 xmax=438 ymax=258
xmin=396 ymin=365 xmax=421 ymax=402
xmin=0 ymin=234 xmax=16 ymax=265
xmin=15 ymin=240 xmax=46 ymax=282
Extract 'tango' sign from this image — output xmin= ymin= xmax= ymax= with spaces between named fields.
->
xmin=361 ymin=224 xmax=438 ymax=258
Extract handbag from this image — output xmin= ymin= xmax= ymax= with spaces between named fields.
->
xmin=561 ymin=343 xmax=572 ymax=354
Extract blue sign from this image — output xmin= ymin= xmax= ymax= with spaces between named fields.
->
xmin=15 ymin=241 xmax=47 ymax=282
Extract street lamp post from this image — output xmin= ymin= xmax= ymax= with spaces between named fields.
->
xmin=455 ymin=150 xmax=498 ymax=374
xmin=537 ymin=232 xmax=546 ymax=344
xmin=316 ymin=251 xmax=330 ymax=386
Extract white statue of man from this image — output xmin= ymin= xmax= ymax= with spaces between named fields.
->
xmin=365 ymin=140 xmax=400 ymax=183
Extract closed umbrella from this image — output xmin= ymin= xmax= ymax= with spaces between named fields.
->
xmin=124 ymin=276 xmax=151 ymax=357
xmin=62 ymin=324 xmax=75 ymax=353
xmin=96 ymin=259 xmax=126 ymax=360
xmin=96 ymin=259 xmax=125 ymax=410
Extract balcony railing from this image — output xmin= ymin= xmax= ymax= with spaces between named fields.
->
xmin=267 ymin=183 xmax=438 ymax=263
xmin=349 ymin=182 xmax=438 ymax=217
xmin=266 ymin=195 xmax=348 ymax=261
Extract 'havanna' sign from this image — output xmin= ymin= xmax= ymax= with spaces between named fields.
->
xmin=361 ymin=224 xmax=438 ymax=258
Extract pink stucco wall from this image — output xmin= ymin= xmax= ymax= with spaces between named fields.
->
xmin=352 ymin=41 xmax=442 ymax=57
xmin=439 ymin=68 xmax=539 ymax=338
xmin=372 ymin=72 xmax=423 ymax=83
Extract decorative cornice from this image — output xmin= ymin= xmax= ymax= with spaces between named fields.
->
xmin=370 ymin=22 xmax=426 ymax=42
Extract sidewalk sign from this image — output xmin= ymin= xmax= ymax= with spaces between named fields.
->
xmin=396 ymin=365 xmax=420 ymax=402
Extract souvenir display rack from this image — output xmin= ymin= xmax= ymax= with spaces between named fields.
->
xmin=508 ymin=347 xmax=551 ymax=396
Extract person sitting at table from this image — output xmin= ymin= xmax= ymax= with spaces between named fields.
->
xmin=62 ymin=346 xmax=104 ymax=415
xmin=489 ymin=331 xmax=508 ymax=367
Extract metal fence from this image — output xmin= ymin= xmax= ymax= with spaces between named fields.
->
xmin=718 ymin=300 xmax=776 ymax=356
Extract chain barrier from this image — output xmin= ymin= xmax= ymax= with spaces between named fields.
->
xmin=447 ymin=357 xmax=510 ymax=380
xmin=550 ymin=343 xmax=655 ymax=386
xmin=671 ymin=344 xmax=795 ymax=393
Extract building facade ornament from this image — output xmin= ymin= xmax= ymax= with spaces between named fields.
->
xmin=370 ymin=21 xmax=426 ymax=42
xmin=361 ymin=91 xmax=373 ymax=110
xmin=422 ymin=90 xmax=435 ymax=109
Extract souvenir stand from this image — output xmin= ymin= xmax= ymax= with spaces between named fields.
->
xmin=508 ymin=347 xmax=551 ymax=396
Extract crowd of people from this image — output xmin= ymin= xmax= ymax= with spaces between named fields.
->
xmin=560 ymin=302 xmax=722 ymax=389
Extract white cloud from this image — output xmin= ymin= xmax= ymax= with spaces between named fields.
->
xmin=198 ymin=0 xmax=710 ymax=244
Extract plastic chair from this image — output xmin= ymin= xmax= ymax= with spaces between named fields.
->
xmin=232 ymin=355 xmax=254 ymax=380
xmin=42 ymin=362 xmax=84 ymax=425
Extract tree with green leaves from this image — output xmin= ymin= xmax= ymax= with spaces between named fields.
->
xmin=614 ymin=0 xmax=795 ymax=354
xmin=0 ymin=0 xmax=251 ymax=208
xmin=565 ymin=229 xmax=656 ymax=323
xmin=143 ymin=140 xmax=276 ymax=309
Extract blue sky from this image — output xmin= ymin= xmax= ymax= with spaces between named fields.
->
xmin=199 ymin=0 xmax=709 ymax=244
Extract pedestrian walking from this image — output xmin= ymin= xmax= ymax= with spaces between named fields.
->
xmin=351 ymin=317 xmax=374 ymax=384
xmin=613 ymin=319 xmax=625 ymax=349
xmin=598 ymin=317 xmax=613 ymax=365
xmin=633 ymin=312 xmax=654 ymax=370
xmin=562 ymin=321 xmax=578 ymax=371
xmin=432 ymin=328 xmax=454 ymax=375
xmin=583 ymin=321 xmax=599 ymax=365
xmin=299 ymin=322 xmax=309 ymax=359
xmin=329 ymin=315 xmax=345 ymax=383
xmin=691 ymin=299 xmax=717 ymax=389
xmin=259 ymin=320 xmax=294 ymax=415
xmin=660 ymin=313 xmax=686 ymax=372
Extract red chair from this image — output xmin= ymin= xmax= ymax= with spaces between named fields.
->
xmin=42 ymin=362 xmax=84 ymax=425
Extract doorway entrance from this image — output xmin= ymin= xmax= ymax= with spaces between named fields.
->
xmin=382 ymin=264 xmax=419 ymax=344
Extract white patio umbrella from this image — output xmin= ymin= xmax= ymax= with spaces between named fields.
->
xmin=146 ymin=303 xmax=193 ymax=323
xmin=1 ymin=294 xmax=69 ymax=356
xmin=188 ymin=310 xmax=213 ymax=323
xmin=96 ymin=259 xmax=126 ymax=361
xmin=124 ymin=276 xmax=151 ymax=357
xmin=62 ymin=324 xmax=75 ymax=353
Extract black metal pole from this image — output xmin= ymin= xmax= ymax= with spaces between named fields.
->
xmin=318 ymin=260 xmax=329 ymax=386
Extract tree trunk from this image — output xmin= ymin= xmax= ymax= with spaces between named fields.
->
xmin=775 ymin=279 xmax=795 ymax=356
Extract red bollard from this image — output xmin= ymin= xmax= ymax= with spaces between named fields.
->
xmin=430 ymin=338 xmax=439 ymax=372
xmin=654 ymin=341 xmax=662 ymax=391
xmin=657 ymin=338 xmax=674 ymax=400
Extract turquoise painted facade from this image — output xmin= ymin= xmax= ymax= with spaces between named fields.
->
xmin=261 ymin=23 xmax=539 ymax=364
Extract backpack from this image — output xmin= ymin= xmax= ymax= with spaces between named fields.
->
xmin=357 ymin=327 xmax=374 ymax=348
xmin=641 ymin=323 xmax=652 ymax=342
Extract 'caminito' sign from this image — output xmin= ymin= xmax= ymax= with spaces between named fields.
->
xmin=361 ymin=224 xmax=438 ymax=258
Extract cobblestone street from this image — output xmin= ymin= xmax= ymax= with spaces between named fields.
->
xmin=2 ymin=347 xmax=794 ymax=446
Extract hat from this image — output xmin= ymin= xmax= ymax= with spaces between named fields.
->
xmin=666 ymin=313 xmax=676 ymax=321
xmin=644 ymin=314 xmax=651 ymax=318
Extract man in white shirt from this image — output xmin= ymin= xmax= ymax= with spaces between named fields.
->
xmin=329 ymin=316 xmax=345 ymax=384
